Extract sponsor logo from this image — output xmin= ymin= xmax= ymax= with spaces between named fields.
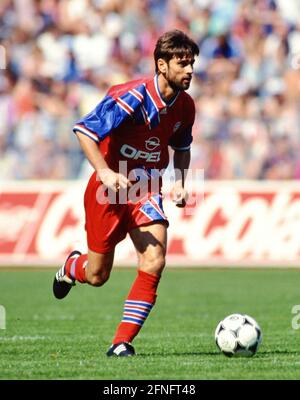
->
xmin=120 ymin=144 xmax=160 ymax=162
xmin=173 ymin=121 xmax=182 ymax=132
xmin=145 ymin=137 xmax=160 ymax=151
xmin=3 ymin=183 xmax=300 ymax=265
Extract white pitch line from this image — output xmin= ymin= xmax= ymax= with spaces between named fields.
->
xmin=0 ymin=335 xmax=49 ymax=341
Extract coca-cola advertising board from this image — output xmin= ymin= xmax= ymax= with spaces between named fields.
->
xmin=1 ymin=181 xmax=300 ymax=266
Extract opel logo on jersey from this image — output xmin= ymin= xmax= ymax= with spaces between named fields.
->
xmin=173 ymin=121 xmax=182 ymax=132
xmin=120 ymin=144 xmax=161 ymax=162
xmin=145 ymin=137 xmax=160 ymax=151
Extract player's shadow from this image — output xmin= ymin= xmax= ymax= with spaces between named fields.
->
xmin=130 ymin=225 xmax=166 ymax=253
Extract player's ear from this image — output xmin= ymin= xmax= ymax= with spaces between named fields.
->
xmin=157 ymin=58 xmax=167 ymax=74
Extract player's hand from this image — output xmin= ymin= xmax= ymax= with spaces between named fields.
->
xmin=171 ymin=185 xmax=188 ymax=208
xmin=98 ymin=168 xmax=132 ymax=192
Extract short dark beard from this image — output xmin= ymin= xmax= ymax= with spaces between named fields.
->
xmin=168 ymin=79 xmax=182 ymax=92
xmin=163 ymin=71 xmax=183 ymax=92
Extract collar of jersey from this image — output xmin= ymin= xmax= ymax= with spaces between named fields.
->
xmin=154 ymin=75 xmax=180 ymax=108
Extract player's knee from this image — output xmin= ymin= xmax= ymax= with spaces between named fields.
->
xmin=154 ymin=255 xmax=166 ymax=271
xmin=140 ymin=253 xmax=166 ymax=274
xmin=88 ymin=271 xmax=110 ymax=287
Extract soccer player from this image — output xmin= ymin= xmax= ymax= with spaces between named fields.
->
xmin=53 ymin=29 xmax=199 ymax=357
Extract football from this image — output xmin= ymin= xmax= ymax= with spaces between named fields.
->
xmin=215 ymin=313 xmax=262 ymax=357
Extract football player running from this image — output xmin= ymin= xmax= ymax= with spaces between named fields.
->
xmin=53 ymin=29 xmax=199 ymax=357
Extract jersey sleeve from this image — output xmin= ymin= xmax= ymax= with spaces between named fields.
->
xmin=168 ymin=95 xmax=195 ymax=151
xmin=72 ymin=78 xmax=161 ymax=143
xmin=73 ymin=95 xmax=131 ymax=144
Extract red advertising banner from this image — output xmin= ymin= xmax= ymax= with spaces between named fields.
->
xmin=1 ymin=181 xmax=300 ymax=266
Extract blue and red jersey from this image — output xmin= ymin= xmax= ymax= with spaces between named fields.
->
xmin=73 ymin=75 xmax=195 ymax=173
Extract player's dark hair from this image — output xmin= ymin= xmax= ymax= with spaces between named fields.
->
xmin=154 ymin=30 xmax=199 ymax=73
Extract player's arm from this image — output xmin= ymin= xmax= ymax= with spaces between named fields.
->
xmin=76 ymin=132 xmax=131 ymax=191
xmin=169 ymin=95 xmax=195 ymax=208
xmin=73 ymin=88 xmax=137 ymax=191
xmin=169 ymin=123 xmax=193 ymax=208
xmin=171 ymin=149 xmax=191 ymax=208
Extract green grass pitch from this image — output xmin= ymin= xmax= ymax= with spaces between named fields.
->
xmin=0 ymin=267 xmax=300 ymax=380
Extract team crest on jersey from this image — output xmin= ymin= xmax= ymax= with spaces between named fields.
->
xmin=145 ymin=137 xmax=160 ymax=151
xmin=173 ymin=121 xmax=182 ymax=132
xmin=159 ymin=108 xmax=167 ymax=114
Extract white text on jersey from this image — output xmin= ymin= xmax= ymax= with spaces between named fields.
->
xmin=120 ymin=144 xmax=161 ymax=162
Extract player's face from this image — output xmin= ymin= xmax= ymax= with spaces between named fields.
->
xmin=164 ymin=55 xmax=195 ymax=91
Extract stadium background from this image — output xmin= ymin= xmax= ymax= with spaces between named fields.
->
xmin=1 ymin=0 xmax=300 ymax=266
xmin=1 ymin=0 xmax=300 ymax=381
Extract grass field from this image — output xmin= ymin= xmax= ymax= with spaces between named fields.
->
xmin=0 ymin=267 xmax=300 ymax=380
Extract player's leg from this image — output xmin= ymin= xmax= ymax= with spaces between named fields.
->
xmin=129 ymin=221 xmax=167 ymax=275
xmin=85 ymin=249 xmax=115 ymax=286
xmin=107 ymin=222 xmax=167 ymax=357
xmin=53 ymin=174 xmax=127 ymax=299
xmin=53 ymin=248 xmax=114 ymax=299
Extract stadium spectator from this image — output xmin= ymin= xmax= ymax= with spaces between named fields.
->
xmin=0 ymin=0 xmax=299 ymax=180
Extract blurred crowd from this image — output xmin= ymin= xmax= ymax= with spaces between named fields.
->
xmin=0 ymin=0 xmax=299 ymax=180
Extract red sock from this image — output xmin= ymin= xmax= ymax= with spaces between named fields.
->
xmin=65 ymin=254 xmax=88 ymax=283
xmin=112 ymin=270 xmax=160 ymax=344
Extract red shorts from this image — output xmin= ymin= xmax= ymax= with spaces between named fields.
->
xmin=84 ymin=173 xmax=168 ymax=253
